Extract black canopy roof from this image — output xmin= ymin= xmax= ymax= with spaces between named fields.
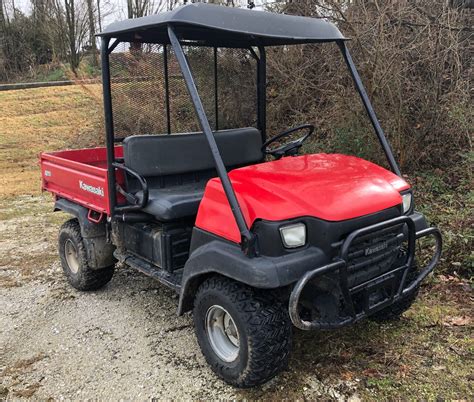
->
xmin=99 ymin=3 xmax=345 ymax=47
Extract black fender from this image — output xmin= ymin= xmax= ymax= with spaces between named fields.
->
xmin=177 ymin=239 xmax=328 ymax=315
xmin=54 ymin=198 xmax=115 ymax=269
xmin=54 ymin=198 xmax=105 ymax=237
xmin=177 ymin=211 xmax=430 ymax=315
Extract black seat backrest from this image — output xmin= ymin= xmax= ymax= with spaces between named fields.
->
xmin=123 ymin=128 xmax=263 ymax=191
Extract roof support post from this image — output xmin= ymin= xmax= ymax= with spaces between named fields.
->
xmin=338 ymin=41 xmax=402 ymax=177
xmin=163 ymin=44 xmax=171 ymax=134
xmin=213 ymin=46 xmax=219 ymax=131
xmin=101 ymin=37 xmax=117 ymax=216
xmin=168 ymin=25 xmax=258 ymax=257
xmin=257 ymin=46 xmax=267 ymax=143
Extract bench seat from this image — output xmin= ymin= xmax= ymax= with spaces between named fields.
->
xmin=123 ymin=128 xmax=263 ymax=221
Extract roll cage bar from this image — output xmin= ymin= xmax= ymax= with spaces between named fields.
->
xmin=100 ymin=8 xmax=402 ymax=258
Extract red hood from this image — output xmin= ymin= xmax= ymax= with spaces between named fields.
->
xmin=196 ymin=154 xmax=409 ymax=243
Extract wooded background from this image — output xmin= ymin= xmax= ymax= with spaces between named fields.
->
xmin=0 ymin=0 xmax=472 ymax=276
xmin=1 ymin=0 xmax=471 ymax=169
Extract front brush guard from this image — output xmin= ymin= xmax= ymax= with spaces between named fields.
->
xmin=289 ymin=216 xmax=442 ymax=330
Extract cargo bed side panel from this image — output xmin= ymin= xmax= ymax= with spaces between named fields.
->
xmin=41 ymin=154 xmax=110 ymax=214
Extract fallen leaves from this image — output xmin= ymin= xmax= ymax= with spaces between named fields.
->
xmin=442 ymin=316 xmax=472 ymax=327
xmin=361 ymin=368 xmax=382 ymax=378
xmin=438 ymin=274 xmax=463 ymax=283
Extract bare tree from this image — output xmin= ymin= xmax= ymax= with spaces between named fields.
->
xmin=168 ymin=0 xmax=180 ymax=9
xmin=85 ymin=0 xmax=97 ymax=66
xmin=57 ymin=0 xmax=88 ymax=73
xmin=448 ymin=0 xmax=474 ymax=8
xmin=266 ymin=0 xmax=472 ymax=171
xmin=96 ymin=0 xmax=102 ymax=30
xmin=181 ymin=0 xmax=246 ymax=5
xmin=127 ymin=0 xmax=151 ymax=18
xmin=0 ymin=0 xmax=6 ymax=79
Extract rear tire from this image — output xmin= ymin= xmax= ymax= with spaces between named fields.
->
xmin=193 ymin=276 xmax=292 ymax=388
xmin=58 ymin=219 xmax=114 ymax=291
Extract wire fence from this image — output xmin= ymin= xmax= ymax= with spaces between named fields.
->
xmin=109 ymin=42 xmax=258 ymax=138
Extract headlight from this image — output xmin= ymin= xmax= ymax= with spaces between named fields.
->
xmin=402 ymin=192 xmax=413 ymax=214
xmin=279 ymin=223 xmax=306 ymax=248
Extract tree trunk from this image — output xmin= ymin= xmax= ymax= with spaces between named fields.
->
xmin=0 ymin=0 xmax=6 ymax=80
xmin=96 ymin=0 xmax=101 ymax=32
xmin=86 ymin=0 xmax=97 ymax=66
xmin=127 ymin=0 xmax=151 ymax=18
xmin=448 ymin=0 xmax=474 ymax=8
xmin=64 ymin=0 xmax=79 ymax=72
xmin=127 ymin=0 xmax=133 ymax=18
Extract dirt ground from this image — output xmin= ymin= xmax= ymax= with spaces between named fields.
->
xmin=0 ymin=87 xmax=473 ymax=399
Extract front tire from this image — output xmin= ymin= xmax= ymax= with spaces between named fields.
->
xmin=369 ymin=255 xmax=421 ymax=322
xmin=58 ymin=219 xmax=114 ymax=291
xmin=193 ymin=277 xmax=292 ymax=388
xmin=369 ymin=287 xmax=419 ymax=322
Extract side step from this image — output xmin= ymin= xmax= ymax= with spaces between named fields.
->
xmin=115 ymin=251 xmax=182 ymax=292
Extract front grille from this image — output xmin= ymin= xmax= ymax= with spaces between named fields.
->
xmin=344 ymin=224 xmax=405 ymax=286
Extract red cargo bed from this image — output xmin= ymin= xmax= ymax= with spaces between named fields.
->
xmin=40 ymin=147 xmax=123 ymax=215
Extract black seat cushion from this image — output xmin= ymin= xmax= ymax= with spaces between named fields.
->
xmin=123 ymin=128 xmax=262 ymax=221
xmin=123 ymin=128 xmax=263 ymax=177
xmin=136 ymin=182 xmax=206 ymax=222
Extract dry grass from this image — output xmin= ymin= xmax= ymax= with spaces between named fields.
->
xmin=0 ymin=85 xmax=102 ymax=198
xmin=288 ymin=281 xmax=474 ymax=400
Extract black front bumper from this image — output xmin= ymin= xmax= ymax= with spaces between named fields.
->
xmin=289 ymin=216 xmax=442 ymax=330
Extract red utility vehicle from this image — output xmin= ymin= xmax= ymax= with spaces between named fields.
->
xmin=40 ymin=4 xmax=442 ymax=387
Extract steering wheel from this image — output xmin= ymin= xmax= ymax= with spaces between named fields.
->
xmin=262 ymin=124 xmax=315 ymax=159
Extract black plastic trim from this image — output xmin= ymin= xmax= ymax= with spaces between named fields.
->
xmin=54 ymin=198 xmax=105 ymax=238
xmin=288 ymin=218 xmax=441 ymax=330
xmin=179 ymin=210 xmax=430 ymax=315
xmin=252 ymin=206 xmax=403 ymax=258
xmin=178 ymin=227 xmax=329 ymax=314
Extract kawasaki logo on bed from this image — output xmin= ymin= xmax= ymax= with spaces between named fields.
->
xmin=364 ymin=241 xmax=388 ymax=256
xmin=79 ymin=180 xmax=104 ymax=197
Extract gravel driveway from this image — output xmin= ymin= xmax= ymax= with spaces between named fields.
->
xmin=0 ymin=196 xmax=360 ymax=400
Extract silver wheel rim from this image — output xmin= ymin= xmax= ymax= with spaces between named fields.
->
xmin=205 ymin=305 xmax=240 ymax=362
xmin=64 ymin=239 xmax=80 ymax=274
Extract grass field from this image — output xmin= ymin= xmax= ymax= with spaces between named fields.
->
xmin=0 ymin=85 xmax=102 ymax=197
xmin=0 ymin=86 xmax=472 ymax=399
